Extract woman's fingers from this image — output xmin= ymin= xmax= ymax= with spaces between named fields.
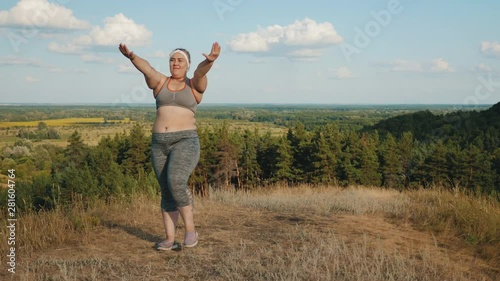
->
xmin=119 ymin=43 xmax=133 ymax=58
xmin=210 ymin=42 xmax=220 ymax=56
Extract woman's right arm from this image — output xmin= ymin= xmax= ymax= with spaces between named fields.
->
xmin=118 ymin=43 xmax=166 ymax=91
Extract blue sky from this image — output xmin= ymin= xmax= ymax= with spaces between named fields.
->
xmin=0 ymin=0 xmax=499 ymax=105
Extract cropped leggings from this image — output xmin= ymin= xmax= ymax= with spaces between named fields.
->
xmin=151 ymin=130 xmax=200 ymax=212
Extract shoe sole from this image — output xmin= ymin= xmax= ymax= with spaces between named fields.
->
xmin=184 ymin=240 xmax=198 ymax=248
xmin=156 ymin=246 xmax=173 ymax=251
xmin=155 ymin=242 xmax=180 ymax=251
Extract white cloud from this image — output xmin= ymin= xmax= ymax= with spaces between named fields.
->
xmin=427 ymin=58 xmax=455 ymax=73
xmin=81 ymin=54 xmax=115 ymax=64
xmin=248 ymin=58 xmax=270 ymax=64
xmin=473 ymin=63 xmax=494 ymax=73
xmin=25 ymin=75 xmax=39 ymax=83
xmin=0 ymin=0 xmax=89 ymax=30
xmin=481 ymin=41 xmax=500 ymax=57
xmin=48 ymin=13 xmax=152 ymax=56
xmin=47 ymin=65 xmax=63 ymax=72
xmin=228 ymin=32 xmax=271 ymax=52
xmin=374 ymin=59 xmax=454 ymax=73
xmin=228 ymin=18 xmax=343 ymax=60
xmin=283 ymin=18 xmax=343 ymax=46
xmin=74 ymin=69 xmax=88 ymax=74
xmin=288 ymin=48 xmax=324 ymax=58
xmin=0 ymin=56 xmax=68 ymax=73
xmin=0 ymin=56 xmax=42 ymax=67
xmin=48 ymin=42 xmax=83 ymax=54
xmin=152 ymin=50 xmax=169 ymax=58
xmin=75 ymin=13 xmax=151 ymax=47
xmin=118 ymin=63 xmax=136 ymax=73
xmin=290 ymin=57 xmax=320 ymax=63
xmin=374 ymin=60 xmax=422 ymax=72
xmin=324 ymin=67 xmax=355 ymax=79
xmin=392 ymin=60 xmax=423 ymax=72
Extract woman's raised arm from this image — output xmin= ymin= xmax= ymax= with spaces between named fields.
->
xmin=119 ymin=43 xmax=165 ymax=91
xmin=191 ymin=42 xmax=221 ymax=94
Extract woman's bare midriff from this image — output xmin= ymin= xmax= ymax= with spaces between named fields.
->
xmin=153 ymin=106 xmax=197 ymax=133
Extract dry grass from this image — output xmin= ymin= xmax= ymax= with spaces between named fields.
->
xmin=211 ymin=185 xmax=409 ymax=216
xmin=0 ymin=200 xmax=100 ymax=256
xmin=405 ymin=188 xmax=500 ymax=264
xmin=1 ymin=186 xmax=498 ymax=280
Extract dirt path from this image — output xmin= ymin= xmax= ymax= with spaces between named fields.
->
xmin=6 ymin=201 xmax=498 ymax=281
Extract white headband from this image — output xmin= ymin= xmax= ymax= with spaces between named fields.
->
xmin=170 ymin=49 xmax=190 ymax=69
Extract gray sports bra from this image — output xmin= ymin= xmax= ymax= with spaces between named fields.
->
xmin=155 ymin=77 xmax=199 ymax=113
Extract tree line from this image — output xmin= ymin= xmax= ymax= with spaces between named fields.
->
xmin=193 ymin=121 xmax=498 ymax=194
xmin=2 ymin=121 xmax=499 ymax=213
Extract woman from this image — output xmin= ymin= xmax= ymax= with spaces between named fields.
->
xmin=118 ymin=42 xmax=220 ymax=250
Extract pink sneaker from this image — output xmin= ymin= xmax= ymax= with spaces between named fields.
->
xmin=184 ymin=231 xmax=198 ymax=248
xmin=155 ymin=240 xmax=180 ymax=251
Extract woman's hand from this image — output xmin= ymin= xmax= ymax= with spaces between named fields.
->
xmin=202 ymin=42 xmax=221 ymax=62
xmin=119 ymin=43 xmax=135 ymax=60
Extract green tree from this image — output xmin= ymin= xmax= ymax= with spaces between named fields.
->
xmin=422 ymin=140 xmax=448 ymax=187
xmin=310 ymin=128 xmax=338 ymax=185
xmin=445 ymin=142 xmax=467 ymax=189
xmin=238 ymin=129 xmax=261 ymax=188
xmin=257 ymin=131 xmax=279 ymax=184
xmin=287 ymin=122 xmax=312 ymax=183
xmin=339 ymin=131 xmax=362 ymax=186
xmin=398 ymin=132 xmax=413 ymax=186
xmin=57 ymin=165 xmax=99 ymax=206
xmin=380 ymin=133 xmax=403 ymax=189
xmin=86 ymin=146 xmax=126 ymax=202
xmin=463 ymin=144 xmax=495 ymax=194
xmin=33 ymin=146 xmax=51 ymax=171
xmin=213 ymin=123 xmax=239 ymax=187
xmin=492 ymin=148 xmax=500 ymax=193
xmin=65 ymin=130 xmax=88 ymax=167
xmin=273 ymin=136 xmax=294 ymax=184
xmin=121 ymin=123 xmax=149 ymax=180
xmin=37 ymin=121 xmax=48 ymax=131
xmin=46 ymin=128 xmax=61 ymax=139
xmin=359 ymin=132 xmax=381 ymax=186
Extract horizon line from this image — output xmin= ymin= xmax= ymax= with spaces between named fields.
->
xmin=0 ymin=102 xmax=496 ymax=107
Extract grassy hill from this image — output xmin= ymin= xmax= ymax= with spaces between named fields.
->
xmin=1 ymin=186 xmax=498 ymax=280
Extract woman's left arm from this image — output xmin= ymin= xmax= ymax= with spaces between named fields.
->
xmin=192 ymin=42 xmax=221 ymax=94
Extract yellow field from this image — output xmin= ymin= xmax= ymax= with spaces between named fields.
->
xmin=0 ymin=118 xmax=131 ymax=128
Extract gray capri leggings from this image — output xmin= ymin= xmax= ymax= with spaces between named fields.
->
xmin=151 ymin=130 xmax=200 ymax=212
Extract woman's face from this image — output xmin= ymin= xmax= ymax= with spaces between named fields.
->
xmin=170 ymin=52 xmax=189 ymax=77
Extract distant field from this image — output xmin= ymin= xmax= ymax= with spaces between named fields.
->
xmin=0 ymin=117 xmax=287 ymax=147
xmin=0 ymin=118 xmax=135 ymax=147
xmin=0 ymin=118 xmax=131 ymax=128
